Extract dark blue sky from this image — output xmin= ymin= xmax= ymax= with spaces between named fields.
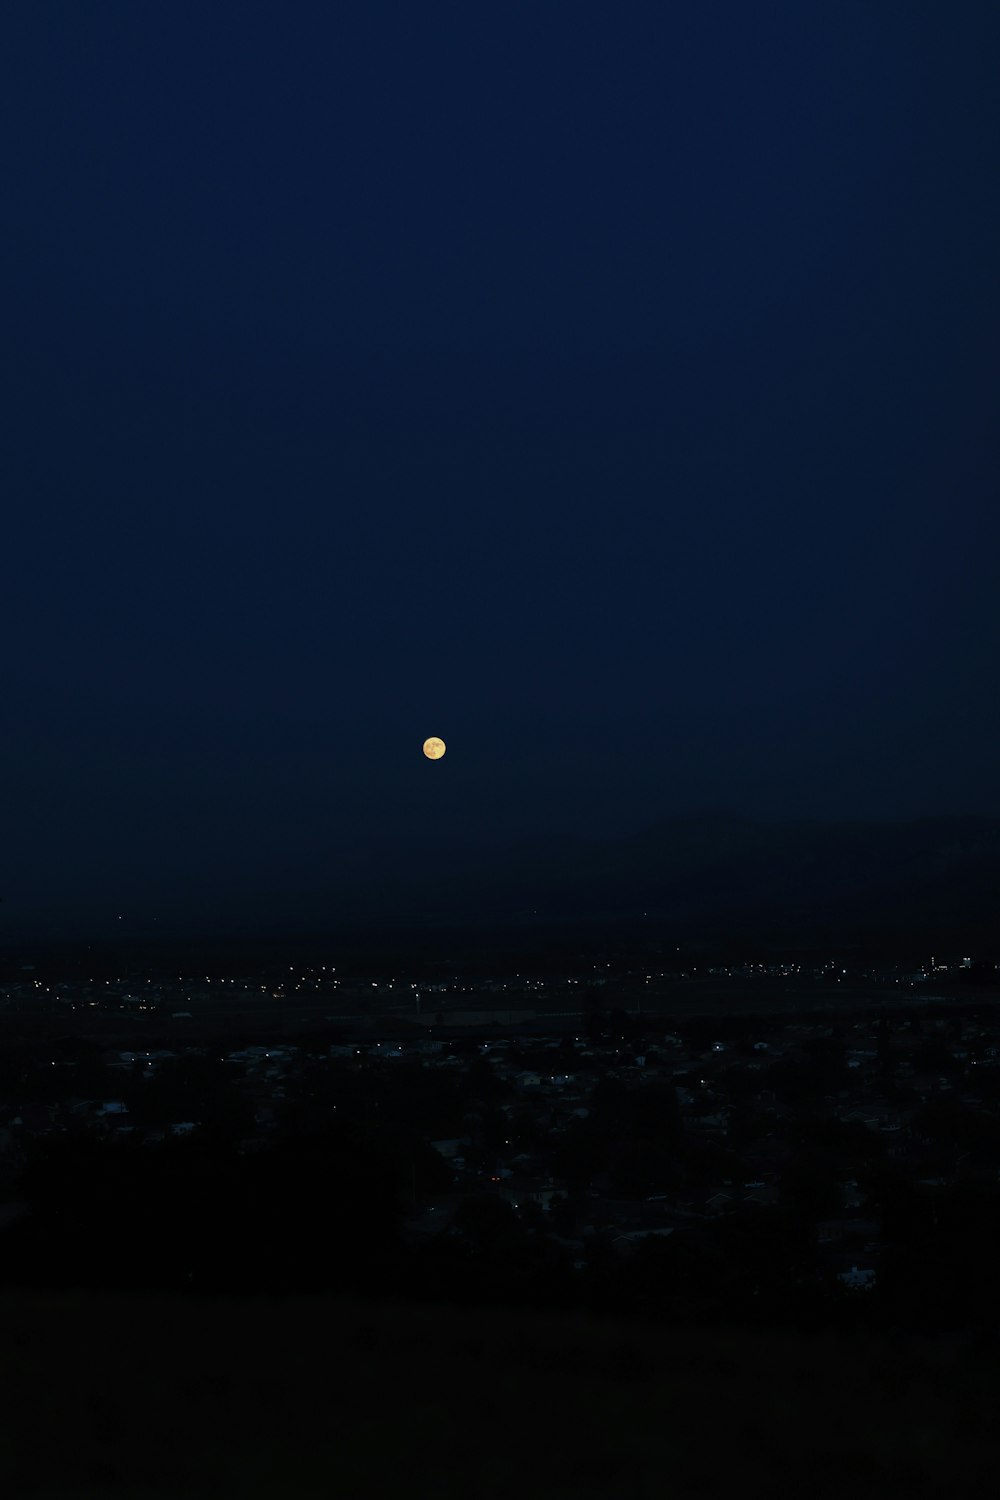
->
xmin=3 ymin=1 xmax=998 ymax=935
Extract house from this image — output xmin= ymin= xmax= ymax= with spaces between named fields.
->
xmin=743 ymin=1184 xmax=780 ymax=1208
xmin=837 ymin=1106 xmax=887 ymax=1131
xmin=817 ymin=1218 xmax=879 ymax=1246
xmin=841 ymin=1180 xmax=866 ymax=1210
xmin=612 ymin=1228 xmax=675 ymax=1253
xmin=837 ymin=1264 xmax=876 ymax=1291
xmin=529 ymin=1183 xmax=568 ymax=1211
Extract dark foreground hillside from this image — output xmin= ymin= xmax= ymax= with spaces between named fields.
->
xmin=2 ymin=1290 xmax=999 ymax=1499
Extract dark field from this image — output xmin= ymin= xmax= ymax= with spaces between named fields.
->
xmin=3 ymin=1289 xmax=1000 ymax=1499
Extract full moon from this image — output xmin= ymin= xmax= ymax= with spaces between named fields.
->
xmin=422 ymin=736 xmax=446 ymax=760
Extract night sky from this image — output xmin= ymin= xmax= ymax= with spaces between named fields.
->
xmin=3 ymin=2 xmax=998 ymax=936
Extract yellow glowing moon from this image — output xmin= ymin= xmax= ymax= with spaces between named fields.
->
xmin=422 ymin=736 xmax=446 ymax=760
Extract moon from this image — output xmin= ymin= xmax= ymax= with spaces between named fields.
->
xmin=422 ymin=736 xmax=446 ymax=760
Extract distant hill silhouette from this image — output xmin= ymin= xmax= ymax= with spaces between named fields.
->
xmin=359 ymin=814 xmax=1000 ymax=952
xmin=3 ymin=815 xmax=998 ymax=959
